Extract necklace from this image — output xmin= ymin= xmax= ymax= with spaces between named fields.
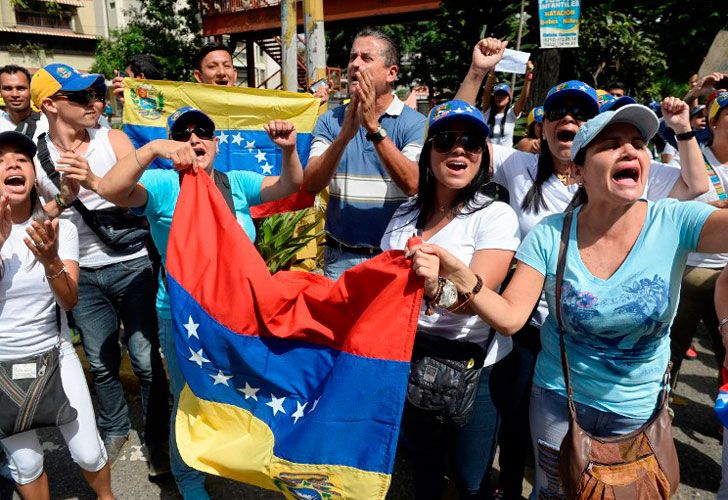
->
xmin=50 ymin=129 xmax=88 ymax=154
xmin=555 ymin=169 xmax=571 ymax=185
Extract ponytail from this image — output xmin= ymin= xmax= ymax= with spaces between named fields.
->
xmin=520 ymin=139 xmax=554 ymax=214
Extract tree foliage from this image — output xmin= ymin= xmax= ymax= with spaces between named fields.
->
xmin=92 ymin=0 xmax=202 ymax=81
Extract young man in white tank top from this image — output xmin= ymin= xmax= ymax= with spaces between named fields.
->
xmin=29 ymin=64 xmax=170 ymax=477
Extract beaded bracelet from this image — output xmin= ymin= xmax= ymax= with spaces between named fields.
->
xmin=54 ymin=193 xmax=71 ymax=210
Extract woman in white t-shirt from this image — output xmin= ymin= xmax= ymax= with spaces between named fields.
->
xmin=382 ymin=100 xmax=519 ymax=498
xmin=0 ymin=131 xmax=113 ymax=499
xmin=482 ymin=61 xmax=533 ymax=148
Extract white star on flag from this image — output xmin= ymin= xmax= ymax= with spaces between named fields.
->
xmin=238 ymin=382 xmax=259 ymax=401
xmin=291 ymin=401 xmax=308 ymax=424
xmin=184 ymin=316 xmax=199 ymax=339
xmin=454 ymin=107 xmax=465 ymax=114
xmin=579 ymin=85 xmax=588 ymax=91
xmin=210 ymin=370 xmax=233 ymax=386
xmin=245 ymin=140 xmax=255 ymax=151
xmin=267 ymin=394 xmax=286 ymax=416
xmin=217 ymin=131 xmax=229 ymax=143
xmin=231 ymin=132 xmax=244 ymax=146
xmin=260 ymin=163 xmax=273 ymax=175
xmin=188 ymin=347 xmax=210 ymax=367
xmin=308 ymin=398 xmax=320 ymax=413
xmin=254 ymin=149 xmax=267 ymax=163
xmin=718 ymin=393 xmax=728 ymax=404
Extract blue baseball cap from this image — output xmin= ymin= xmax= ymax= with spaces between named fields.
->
xmin=527 ymin=106 xmax=544 ymax=127
xmin=543 ymin=80 xmax=599 ymax=118
xmin=426 ymin=100 xmax=490 ymax=139
xmin=167 ymin=107 xmax=215 ymax=138
xmin=599 ymin=94 xmax=637 ymax=113
xmin=493 ymin=83 xmax=512 ymax=97
xmin=571 ymin=104 xmax=658 ymax=161
xmin=31 ymin=63 xmax=105 ymax=109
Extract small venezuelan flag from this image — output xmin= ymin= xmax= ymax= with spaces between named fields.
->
xmin=122 ymin=78 xmax=320 ymax=216
xmin=165 ymin=169 xmax=422 ymax=498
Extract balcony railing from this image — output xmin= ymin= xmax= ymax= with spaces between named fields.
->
xmin=199 ymin=0 xmax=283 ymax=16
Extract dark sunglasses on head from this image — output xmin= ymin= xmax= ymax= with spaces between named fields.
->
xmin=544 ymin=105 xmax=593 ymax=122
xmin=53 ymin=89 xmax=105 ymax=106
xmin=171 ymin=125 xmax=215 ymax=142
xmin=429 ymin=131 xmax=485 ymax=154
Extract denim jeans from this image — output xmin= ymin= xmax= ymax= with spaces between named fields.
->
xmin=529 ymin=384 xmax=649 ymax=499
xmin=323 ymin=246 xmax=377 ymax=281
xmin=159 ymin=317 xmax=210 ymax=499
xmin=72 ymin=256 xmax=169 ymax=452
xmin=401 ymin=366 xmax=499 ymax=498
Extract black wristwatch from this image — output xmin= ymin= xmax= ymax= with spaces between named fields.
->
xmin=365 ymin=127 xmax=387 ymax=142
xmin=675 ymin=130 xmax=697 ymax=141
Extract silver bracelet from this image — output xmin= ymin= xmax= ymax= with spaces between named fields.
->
xmin=46 ymin=265 xmax=67 ymax=280
xmin=719 ymin=317 xmax=728 ymax=334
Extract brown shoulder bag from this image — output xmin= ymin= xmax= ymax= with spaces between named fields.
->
xmin=554 ymin=210 xmax=680 ymax=499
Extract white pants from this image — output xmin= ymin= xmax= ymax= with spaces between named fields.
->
xmin=0 ymin=341 xmax=107 ymax=484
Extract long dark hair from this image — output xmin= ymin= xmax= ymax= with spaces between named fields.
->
xmin=395 ymin=137 xmax=496 ymax=231
xmin=520 ymin=138 xmax=555 ymax=214
xmin=487 ymin=95 xmax=511 ymax=140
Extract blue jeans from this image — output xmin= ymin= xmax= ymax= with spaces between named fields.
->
xmin=401 ymin=366 xmax=499 ymax=498
xmin=323 ymin=247 xmax=377 ymax=280
xmin=529 ymin=385 xmax=649 ymax=499
xmin=159 ymin=317 xmax=210 ymax=499
xmin=73 ymin=256 xmax=169 ymax=451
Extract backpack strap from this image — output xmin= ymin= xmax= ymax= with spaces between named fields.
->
xmin=212 ymin=169 xmax=236 ymax=215
xmin=36 ymin=134 xmax=61 ymax=189
xmin=14 ymin=111 xmax=40 ymax=139
xmin=555 ymin=209 xmax=575 ymax=415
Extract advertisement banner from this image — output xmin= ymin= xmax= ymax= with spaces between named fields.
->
xmin=539 ymin=0 xmax=581 ymax=48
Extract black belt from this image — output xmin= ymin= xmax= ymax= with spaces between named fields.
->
xmin=325 ymin=236 xmax=382 ymax=255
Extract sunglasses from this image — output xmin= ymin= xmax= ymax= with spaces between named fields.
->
xmin=544 ymin=105 xmax=594 ymax=122
xmin=171 ymin=125 xmax=215 ymax=142
xmin=53 ymin=89 xmax=105 ymax=106
xmin=429 ymin=131 xmax=485 ymax=154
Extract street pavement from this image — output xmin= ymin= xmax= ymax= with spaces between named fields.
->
xmin=7 ymin=327 xmax=725 ymax=499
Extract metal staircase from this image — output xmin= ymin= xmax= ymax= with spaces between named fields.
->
xmin=255 ymin=36 xmax=308 ymax=90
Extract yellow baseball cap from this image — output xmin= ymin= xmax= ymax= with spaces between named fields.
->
xmin=30 ymin=63 xmax=105 ymax=109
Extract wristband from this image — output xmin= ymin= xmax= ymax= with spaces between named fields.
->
xmin=54 ymin=193 xmax=71 ymax=210
xmin=675 ymin=130 xmax=697 ymax=141
xmin=720 ymin=317 xmax=728 ymax=334
xmin=134 ymin=148 xmax=144 ymax=171
xmin=526 ymin=72 xmax=534 ymax=81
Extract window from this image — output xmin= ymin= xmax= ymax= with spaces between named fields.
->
xmin=15 ymin=2 xmax=73 ymax=30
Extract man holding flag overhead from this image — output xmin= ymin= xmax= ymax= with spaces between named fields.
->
xmin=97 ymin=107 xmax=303 ymax=498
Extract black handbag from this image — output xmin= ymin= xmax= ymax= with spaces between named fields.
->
xmin=0 ymin=339 xmax=77 ymax=438
xmin=406 ymin=332 xmax=491 ymax=426
xmin=36 ymin=134 xmax=150 ymax=254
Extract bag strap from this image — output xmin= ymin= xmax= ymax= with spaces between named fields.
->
xmin=36 ymin=134 xmax=108 ymax=232
xmin=213 ymin=170 xmax=236 ymax=215
xmin=554 ymin=209 xmax=576 ymax=415
xmin=14 ymin=111 xmax=40 ymax=139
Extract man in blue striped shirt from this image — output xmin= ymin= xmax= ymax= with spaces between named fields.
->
xmin=304 ymin=29 xmax=426 ymax=280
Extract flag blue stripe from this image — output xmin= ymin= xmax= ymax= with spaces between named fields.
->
xmin=123 ymin=124 xmax=312 ymax=174
xmin=168 ymin=276 xmax=408 ymax=474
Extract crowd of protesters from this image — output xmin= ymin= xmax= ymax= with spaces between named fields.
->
xmin=0 ymin=26 xmax=728 ymax=500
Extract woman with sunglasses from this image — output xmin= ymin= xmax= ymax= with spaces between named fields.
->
xmin=97 ymin=106 xmax=303 ymax=500
xmin=410 ymin=103 xmax=728 ymax=498
xmin=455 ymin=40 xmax=708 ymax=499
xmin=382 ymin=100 xmax=519 ymax=498
xmin=0 ymin=131 xmax=114 ymax=499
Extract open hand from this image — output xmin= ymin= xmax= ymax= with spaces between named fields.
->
xmin=0 ymin=195 xmax=11 ymax=250
xmin=24 ymin=219 xmax=59 ymax=267
xmin=355 ymin=69 xmax=379 ymax=133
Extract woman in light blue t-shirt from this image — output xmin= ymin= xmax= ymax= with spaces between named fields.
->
xmin=408 ymin=101 xmax=728 ymax=498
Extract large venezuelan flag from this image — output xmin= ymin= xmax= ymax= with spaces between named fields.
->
xmin=165 ymin=169 xmax=422 ymax=498
xmin=122 ymin=78 xmax=320 ymax=217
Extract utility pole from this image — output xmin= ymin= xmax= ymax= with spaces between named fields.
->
xmin=281 ymin=0 xmax=298 ymax=92
xmin=304 ymin=0 xmax=326 ymax=89
xmin=511 ymin=0 xmax=527 ymax=89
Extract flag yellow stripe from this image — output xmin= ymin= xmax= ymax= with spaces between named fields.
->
xmin=176 ymin=385 xmax=391 ymax=499
xmin=122 ymin=78 xmax=320 ymax=132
